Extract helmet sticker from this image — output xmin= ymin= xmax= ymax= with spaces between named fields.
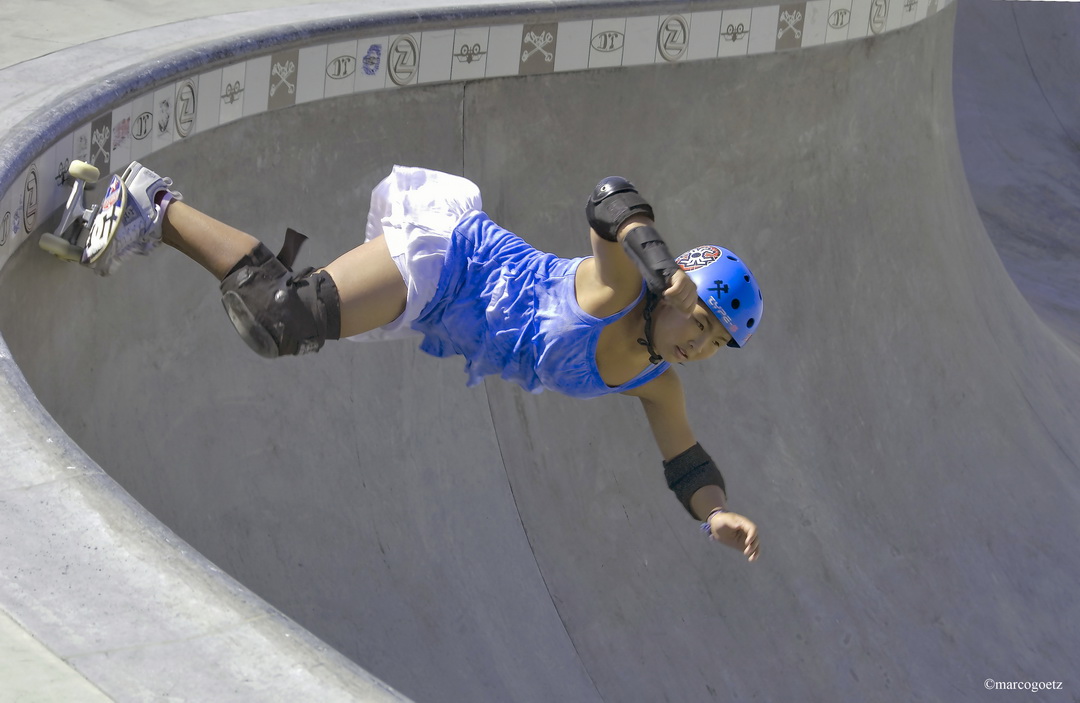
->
xmin=708 ymin=280 xmax=729 ymax=298
xmin=676 ymin=245 xmax=723 ymax=271
xmin=706 ymin=296 xmax=736 ymax=330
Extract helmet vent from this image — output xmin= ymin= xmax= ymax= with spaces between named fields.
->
xmin=744 ymin=275 xmax=751 ymax=282
xmin=731 ymin=299 xmax=741 ymax=309
xmin=747 ymin=318 xmax=755 ymax=328
xmin=727 ymin=255 xmax=738 ymax=261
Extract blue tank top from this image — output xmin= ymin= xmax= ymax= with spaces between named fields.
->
xmin=411 ymin=211 xmax=670 ymax=398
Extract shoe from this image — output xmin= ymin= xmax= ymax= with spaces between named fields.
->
xmin=82 ymin=161 xmax=181 ymax=275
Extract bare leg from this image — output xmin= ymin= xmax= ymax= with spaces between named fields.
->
xmin=161 ymin=200 xmax=406 ymax=339
xmin=162 ymin=201 xmax=261 ymax=280
xmin=321 ymin=236 xmax=407 ymax=338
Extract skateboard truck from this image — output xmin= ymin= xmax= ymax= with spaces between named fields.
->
xmin=39 ymin=159 xmax=101 ymax=261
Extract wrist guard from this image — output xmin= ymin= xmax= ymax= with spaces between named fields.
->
xmin=622 ymin=225 xmax=680 ymax=295
xmin=585 ymin=176 xmax=655 ymax=242
xmin=663 ymin=443 xmax=726 ymax=518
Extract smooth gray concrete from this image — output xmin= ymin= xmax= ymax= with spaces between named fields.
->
xmin=1 ymin=0 xmax=1078 ymax=702
xmin=0 ymin=609 xmax=110 ymax=702
xmin=954 ymin=0 xmax=1080 ymax=348
xmin=0 ymin=322 xmax=410 ymax=701
xmin=0 ymin=0 xmax=338 ymax=70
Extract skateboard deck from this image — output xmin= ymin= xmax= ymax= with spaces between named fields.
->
xmin=82 ymin=175 xmax=127 ymax=264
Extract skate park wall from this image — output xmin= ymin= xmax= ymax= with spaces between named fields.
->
xmin=2 ymin=0 xmax=1079 ymax=701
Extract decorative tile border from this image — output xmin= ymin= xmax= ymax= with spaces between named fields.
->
xmin=0 ymin=0 xmax=954 ymax=268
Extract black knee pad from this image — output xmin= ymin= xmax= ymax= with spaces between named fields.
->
xmin=219 ymin=243 xmax=341 ymax=358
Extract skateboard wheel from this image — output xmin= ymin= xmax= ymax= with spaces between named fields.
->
xmin=38 ymin=232 xmax=82 ymax=261
xmin=68 ymin=160 xmax=100 ymax=183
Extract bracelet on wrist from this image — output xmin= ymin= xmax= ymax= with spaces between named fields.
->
xmin=700 ymin=507 xmax=726 ymax=535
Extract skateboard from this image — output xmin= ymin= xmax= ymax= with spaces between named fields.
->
xmin=38 ymin=159 xmax=128 ymax=265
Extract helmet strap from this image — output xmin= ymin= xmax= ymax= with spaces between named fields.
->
xmin=637 ymin=290 xmax=664 ymax=364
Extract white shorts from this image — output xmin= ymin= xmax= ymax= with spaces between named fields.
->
xmin=343 ymin=165 xmax=482 ymax=342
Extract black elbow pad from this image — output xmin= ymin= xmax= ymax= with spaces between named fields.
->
xmin=663 ymin=443 xmax=726 ymax=517
xmin=585 ymin=176 xmax=654 ymax=242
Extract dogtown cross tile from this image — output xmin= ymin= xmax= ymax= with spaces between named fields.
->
xmin=90 ymin=113 xmax=113 ymax=173
xmin=519 ymin=23 xmax=557 ymax=75
xmin=268 ymin=49 xmax=300 ymax=110
xmin=776 ymin=4 xmax=807 ymax=51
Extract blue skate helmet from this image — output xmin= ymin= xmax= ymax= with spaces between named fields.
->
xmin=675 ymin=245 xmax=762 ymax=348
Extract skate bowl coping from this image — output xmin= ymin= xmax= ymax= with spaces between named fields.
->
xmin=2 ymin=0 xmax=1038 ymax=700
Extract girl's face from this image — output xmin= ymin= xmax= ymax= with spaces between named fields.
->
xmin=651 ymin=300 xmax=732 ymax=363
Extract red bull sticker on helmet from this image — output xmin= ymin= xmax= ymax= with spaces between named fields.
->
xmin=676 ymin=244 xmax=723 ymax=271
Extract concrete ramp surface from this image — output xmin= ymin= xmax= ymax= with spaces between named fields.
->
xmin=0 ymin=0 xmax=1078 ymax=700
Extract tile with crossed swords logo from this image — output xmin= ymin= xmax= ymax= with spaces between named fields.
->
xmin=778 ymin=10 xmax=803 ymax=40
xmin=271 ymin=60 xmax=296 ymax=97
xmin=91 ymin=125 xmax=111 ymax=165
xmin=522 ymin=31 xmax=554 ymax=63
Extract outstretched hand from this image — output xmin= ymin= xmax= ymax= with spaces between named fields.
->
xmin=664 ymin=269 xmax=699 ymax=314
xmin=705 ymin=511 xmax=760 ymax=562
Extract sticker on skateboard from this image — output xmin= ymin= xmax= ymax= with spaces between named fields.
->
xmin=82 ymin=175 xmax=128 ymax=264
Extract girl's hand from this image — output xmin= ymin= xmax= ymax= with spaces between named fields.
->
xmin=664 ymin=269 xmax=698 ymax=314
xmin=705 ymin=510 xmax=760 ymax=562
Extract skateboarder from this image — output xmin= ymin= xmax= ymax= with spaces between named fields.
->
xmin=77 ymin=161 xmax=763 ymax=561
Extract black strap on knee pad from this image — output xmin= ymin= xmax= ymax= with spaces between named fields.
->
xmin=622 ymin=224 xmax=680 ymax=295
xmin=219 ymin=231 xmax=341 ymax=358
xmin=277 ymin=227 xmax=308 ymax=269
xmin=585 ymin=176 xmax=655 ymax=242
xmin=663 ymin=443 xmax=727 ymax=518
xmin=222 ymin=228 xmax=308 ymax=279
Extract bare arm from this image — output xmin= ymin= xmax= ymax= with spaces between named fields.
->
xmin=625 ymin=369 xmax=760 ymax=561
xmin=574 ymin=214 xmax=656 ymax=317
xmin=626 ymin=366 xmax=699 ymax=460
